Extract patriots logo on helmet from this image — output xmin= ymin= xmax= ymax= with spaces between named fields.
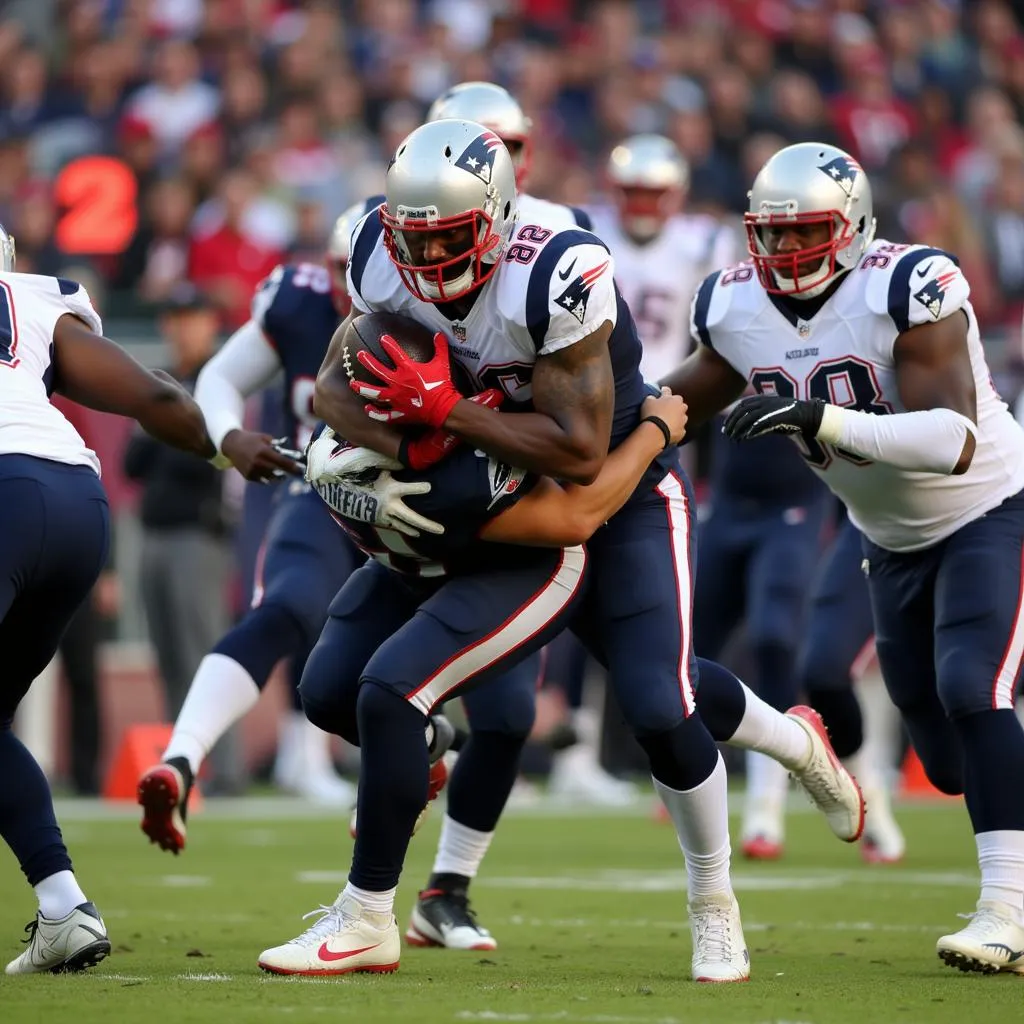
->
xmin=455 ymin=130 xmax=505 ymax=185
xmin=913 ymin=269 xmax=959 ymax=320
xmin=554 ymin=260 xmax=610 ymax=325
xmin=818 ymin=155 xmax=862 ymax=197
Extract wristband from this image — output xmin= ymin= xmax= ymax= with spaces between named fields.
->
xmin=640 ymin=415 xmax=673 ymax=450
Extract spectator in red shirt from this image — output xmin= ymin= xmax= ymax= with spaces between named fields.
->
xmin=188 ymin=167 xmax=283 ymax=329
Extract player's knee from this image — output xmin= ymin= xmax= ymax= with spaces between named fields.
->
xmin=356 ymin=678 xmax=427 ymax=734
xmin=916 ymin=745 xmax=964 ymax=796
xmin=298 ymin=650 xmax=360 ymax=745
xmin=465 ymin=686 xmax=536 ymax=739
xmin=214 ymin=602 xmax=308 ymax=686
xmin=621 ymin=694 xmax=686 ymax=740
xmin=936 ymin=658 xmax=992 ymax=720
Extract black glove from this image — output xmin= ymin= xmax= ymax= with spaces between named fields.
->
xmin=723 ymin=395 xmax=826 ymax=442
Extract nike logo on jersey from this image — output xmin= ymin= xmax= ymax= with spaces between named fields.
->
xmin=317 ymin=941 xmax=382 ymax=962
xmin=554 ymin=260 xmax=610 ymax=324
xmin=915 ymin=261 xmax=934 ymax=278
xmin=558 ymin=259 xmax=578 ymax=282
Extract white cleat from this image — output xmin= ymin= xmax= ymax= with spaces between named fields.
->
xmin=258 ymin=894 xmax=400 ymax=976
xmin=859 ymin=784 xmax=906 ymax=864
xmin=740 ymin=807 xmax=785 ymax=861
xmin=5 ymin=902 xmax=111 ymax=975
xmin=786 ymin=705 xmax=865 ymax=842
xmin=548 ymin=746 xmax=638 ymax=807
xmin=937 ymin=900 xmax=1024 ymax=974
xmin=688 ymin=892 xmax=750 ymax=983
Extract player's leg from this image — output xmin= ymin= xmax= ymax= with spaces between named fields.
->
xmin=0 ymin=461 xmax=111 ymax=975
xmin=739 ymin=500 xmax=826 ymax=858
xmin=407 ymin=655 xmax=541 ymax=951
xmin=585 ymin=472 xmax=747 ymax=983
xmin=140 ymin=491 xmax=361 ymax=852
xmin=799 ymin=518 xmax=904 ymax=864
xmin=259 ymin=549 xmax=586 ymax=976
xmin=692 ymin=503 xmax=750 ymax=661
xmin=929 ymin=492 xmax=1024 ymax=973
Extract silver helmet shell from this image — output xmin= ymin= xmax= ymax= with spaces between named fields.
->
xmin=381 ymin=119 xmax=518 ymax=303
xmin=606 ymin=134 xmax=689 ymax=243
xmin=0 ymin=223 xmax=15 ymax=272
xmin=427 ymin=82 xmax=533 ymax=189
xmin=744 ymin=142 xmax=876 ymax=298
xmin=326 ymin=200 xmax=374 ymax=315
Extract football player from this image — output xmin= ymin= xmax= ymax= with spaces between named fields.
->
xmin=307 ymin=120 xmax=863 ymax=982
xmin=0 ymin=227 xmax=216 ymax=973
xmin=663 ymin=141 xmax=1024 ymax=974
xmin=136 ymin=201 xmax=374 ymax=844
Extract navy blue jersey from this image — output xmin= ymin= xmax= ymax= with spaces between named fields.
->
xmin=316 ymin=440 xmax=541 ymax=579
xmin=709 ymin=417 xmax=827 ymax=507
xmin=252 ymin=264 xmax=339 ymax=450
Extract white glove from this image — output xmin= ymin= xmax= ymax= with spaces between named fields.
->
xmin=305 ymin=429 xmax=402 ymax=485
xmin=305 ymin=431 xmax=444 ymax=537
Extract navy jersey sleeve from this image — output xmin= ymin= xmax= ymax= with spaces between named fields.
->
xmin=398 ymin=449 xmax=538 ymax=543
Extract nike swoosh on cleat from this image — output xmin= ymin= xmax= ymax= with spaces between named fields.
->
xmin=558 ymin=259 xmax=577 ymax=281
xmin=982 ymin=943 xmax=1024 ymax=961
xmin=915 ymin=261 xmax=934 ymax=278
xmin=78 ymin=925 xmax=107 ymax=941
xmin=317 ymin=941 xmax=383 ymax=962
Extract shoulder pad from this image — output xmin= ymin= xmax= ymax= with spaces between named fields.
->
xmin=251 ymin=265 xmax=287 ymax=329
xmin=348 ymin=208 xmax=387 ymax=309
xmin=54 ymin=277 xmax=103 ymax=335
xmin=689 ymin=263 xmax=754 ymax=350
xmin=862 ymin=243 xmax=969 ymax=332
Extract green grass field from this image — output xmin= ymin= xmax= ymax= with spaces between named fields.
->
xmin=0 ymin=797 xmax=1020 ymax=1024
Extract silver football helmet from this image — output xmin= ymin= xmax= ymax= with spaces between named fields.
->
xmin=326 ymin=200 xmax=375 ymax=316
xmin=0 ymin=223 xmax=16 ymax=272
xmin=427 ymin=82 xmax=533 ymax=189
xmin=382 ymin=119 xmax=518 ymax=303
xmin=606 ymin=134 xmax=689 ymax=243
xmin=745 ymin=142 xmax=876 ymax=298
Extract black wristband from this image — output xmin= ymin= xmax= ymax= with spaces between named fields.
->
xmin=640 ymin=415 xmax=673 ymax=450
xmin=396 ymin=435 xmax=412 ymax=468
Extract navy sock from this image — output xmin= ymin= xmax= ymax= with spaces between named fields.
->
xmin=955 ymin=709 xmax=1024 ymax=832
xmin=805 ymin=686 xmax=864 ymax=759
xmin=213 ymin=603 xmax=307 ymax=690
xmin=753 ymin=641 xmax=799 ymax=711
xmin=0 ymin=727 xmax=73 ymax=886
xmin=694 ymin=657 xmax=746 ymax=741
xmin=349 ymin=682 xmax=428 ymax=892
xmin=635 ymin=713 xmax=719 ymax=791
xmin=446 ymin=730 xmax=529 ymax=833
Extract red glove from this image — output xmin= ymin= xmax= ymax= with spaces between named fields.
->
xmin=351 ymin=332 xmax=461 ymax=429
xmin=398 ymin=389 xmax=505 ymax=471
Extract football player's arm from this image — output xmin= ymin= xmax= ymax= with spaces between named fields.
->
xmin=812 ymin=312 xmax=977 ymax=476
xmin=443 ymin=324 xmax=615 ymax=485
xmin=52 ymin=314 xmax=215 ymax=458
xmin=480 ymin=390 xmax=685 ymax=547
xmin=314 ymin=313 xmax=404 ymax=462
xmin=660 ymin=344 xmax=747 ymax=431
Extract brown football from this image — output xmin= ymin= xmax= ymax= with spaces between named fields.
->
xmin=341 ymin=312 xmax=475 ymax=396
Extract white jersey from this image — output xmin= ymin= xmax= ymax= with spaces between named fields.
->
xmin=348 ymin=207 xmax=617 ymax=406
xmin=589 ymin=208 xmax=737 ymax=381
xmin=517 ymin=193 xmax=591 ymax=233
xmin=0 ymin=273 xmax=101 ymax=474
xmin=693 ymin=240 xmax=1024 ymax=552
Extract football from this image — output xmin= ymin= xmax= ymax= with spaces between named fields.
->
xmin=341 ymin=312 xmax=475 ymax=397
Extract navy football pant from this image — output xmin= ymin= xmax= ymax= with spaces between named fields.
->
xmin=694 ymin=494 xmax=827 ymax=713
xmin=0 ymin=456 xmax=109 ymax=887
xmin=796 ymin=515 xmax=874 ymax=758
xmin=300 ymin=550 xmax=586 ymax=890
xmin=570 ymin=470 xmax=720 ymax=791
xmin=215 ymin=485 xmax=362 ymax=702
xmin=865 ymin=489 xmax=1024 ymax=830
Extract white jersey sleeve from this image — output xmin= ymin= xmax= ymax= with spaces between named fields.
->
xmin=0 ymin=273 xmax=101 ymax=472
xmin=527 ymin=237 xmax=617 ymax=357
xmin=864 ymin=245 xmax=970 ymax=334
xmin=345 ymin=210 xmax=411 ymax=317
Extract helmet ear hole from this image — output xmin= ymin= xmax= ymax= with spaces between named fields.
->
xmin=444 ymin=146 xmax=452 ymax=158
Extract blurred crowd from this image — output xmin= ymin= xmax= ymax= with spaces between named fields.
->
xmin=1 ymin=0 xmax=1024 ymax=336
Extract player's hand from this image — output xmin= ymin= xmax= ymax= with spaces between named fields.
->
xmin=221 ymin=428 xmax=306 ymax=482
xmin=398 ymin=389 xmax=505 ymax=471
xmin=305 ymin=430 xmax=403 ymax=485
xmin=313 ymin=471 xmax=444 ymax=537
xmin=642 ymin=387 xmax=688 ymax=445
xmin=350 ymin=332 xmax=462 ymax=429
xmin=723 ymin=394 xmax=826 ymax=442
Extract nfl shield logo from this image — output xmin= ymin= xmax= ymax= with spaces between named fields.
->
xmin=452 ymin=322 xmax=467 ymax=342
xmin=797 ymin=319 xmax=811 ymax=339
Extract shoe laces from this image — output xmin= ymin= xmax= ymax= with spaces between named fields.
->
xmin=290 ymin=903 xmax=353 ymax=946
xmin=956 ymin=906 xmax=1011 ymax=935
xmin=20 ymin=919 xmax=38 ymax=946
xmin=692 ymin=902 xmax=735 ymax=962
xmin=794 ymin=738 xmax=844 ymax=804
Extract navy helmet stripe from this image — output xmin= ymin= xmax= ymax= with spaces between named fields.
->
xmin=526 ymin=229 xmax=609 ymax=351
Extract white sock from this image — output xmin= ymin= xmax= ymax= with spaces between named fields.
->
xmin=343 ymin=881 xmax=396 ymax=919
xmin=35 ymin=870 xmax=88 ymax=920
xmin=841 ymin=749 xmax=884 ymax=795
xmin=726 ymin=681 xmax=810 ymax=770
xmin=432 ymin=815 xmax=494 ymax=878
xmin=163 ymin=654 xmax=260 ymax=776
xmin=977 ymin=831 xmax=1024 ymax=923
xmin=742 ymin=750 xmax=789 ymax=839
xmin=654 ymin=752 xmax=733 ymax=900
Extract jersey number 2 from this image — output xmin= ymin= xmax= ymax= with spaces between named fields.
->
xmin=750 ymin=357 xmax=892 ymax=468
xmin=0 ymin=281 xmax=19 ymax=368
